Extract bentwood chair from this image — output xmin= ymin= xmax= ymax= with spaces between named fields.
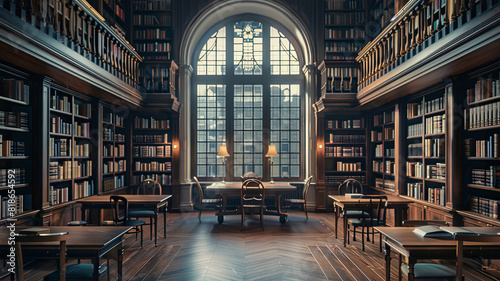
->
xmin=14 ymin=232 xmax=108 ymax=281
xmin=110 ymin=195 xmax=146 ymax=248
xmin=241 ymin=179 xmax=265 ymax=231
xmin=241 ymin=171 xmax=260 ymax=181
xmin=337 ymin=178 xmax=369 ymax=240
xmin=347 ymin=195 xmax=387 ymax=252
xmin=128 ymin=179 xmax=163 ymax=239
xmin=284 ymin=175 xmax=313 ymax=220
xmin=193 ymin=176 xmax=222 ymax=222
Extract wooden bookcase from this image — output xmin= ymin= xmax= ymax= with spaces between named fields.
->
xmin=369 ymin=0 xmax=395 ymax=39
xmin=48 ymin=84 xmax=95 ymax=206
xmin=0 ymin=65 xmax=33 ymax=219
xmin=460 ymin=64 xmax=500 ymax=226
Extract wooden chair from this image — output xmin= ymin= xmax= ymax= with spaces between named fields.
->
xmin=128 ymin=179 xmax=163 ymax=239
xmin=338 ymin=178 xmax=369 ymax=242
xmin=284 ymin=175 xmax=313 ymax=220
xmin=241 ymin=171 xmax=260 ymax=181
xmin=241 ymin=179 xmax=265 ymax=231
xmin=110 ymin=195 xmax=146 ymax=248
xmin=193 ymin=176 xmax=222 ymax=222
xmin=347 ymin=195 xmax=387 ymax=252
xmin=14 ymin=232 xmax=108 ymax=281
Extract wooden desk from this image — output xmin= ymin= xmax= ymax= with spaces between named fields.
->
xmin=78 ymin=194 xmax=171 ymax=246
xmin=0 ymin=226 xmax=131 ymax=280
xmin=206 ymin=182 xmax=296 ymax=224
xmin=375 ymin=226 xmax=500 ymax=281
xmin=328 ymin=195 xmax=413 ymax=246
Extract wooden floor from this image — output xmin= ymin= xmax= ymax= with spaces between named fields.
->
xmin=4 ymin=211 xmax=500 ymax=281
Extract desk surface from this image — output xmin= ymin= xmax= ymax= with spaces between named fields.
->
xmin=207 ymin=181 xmax=295 ymax=191
xmin=78 ymin=194 xmax=171 ymax=204
xmin=329 ymin=194 xmax=414 ymax=204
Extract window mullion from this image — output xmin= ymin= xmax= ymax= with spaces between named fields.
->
xmin=226 ymin=22 xmax=235 ymax=181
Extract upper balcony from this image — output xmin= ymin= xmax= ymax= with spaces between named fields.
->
xmin=356 ymin=0 xmax=500 ymax=107
xmin=0 ymin=0 xmax=143 ymax=105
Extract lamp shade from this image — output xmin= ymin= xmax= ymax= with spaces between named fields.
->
xmin=265 ymin=145 xmax=279 ymax=157
xmin=217 ymin=145 xmax=230 ymax=157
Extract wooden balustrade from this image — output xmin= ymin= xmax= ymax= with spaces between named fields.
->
xmin=356 ymin=0 xmax=496 ymax=90
xmin=1 ymin=0 xmax=142 ymax=87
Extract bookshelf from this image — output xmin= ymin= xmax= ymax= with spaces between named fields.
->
xmin=368 ymin=0 xmax=395 ymax=39
xmin=101 ymin=104 xmax=128 ymax=193
xmin=403 ymin=88 xmax=447 ymax=207
xmin=131 ymin=113 xmax=172 ymax=188
xmin=0 ymin=66 xmax=32 ymax=219
xmin=462 ymin=66 xmax=500 ymax=222
xmin=48 ymin=85 xmax=95 ymax=206
xmin=370 ymin=106 xmax=396 ymax=192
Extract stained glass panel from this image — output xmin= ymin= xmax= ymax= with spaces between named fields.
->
xmin=234 ymin=22 xmax=263 ymax=75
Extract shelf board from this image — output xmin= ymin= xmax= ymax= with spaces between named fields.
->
xmin=467 ymin=95 xmax=500 ymax=107
xmin=74 ymin=114 xmax=90 ymax=120
xmin=424 ymin=132 xmax=445 ymax=137
xmin=100 ymin=186 xmax=129 ymax=195
xmin=74 ymin=156 xmax=91 ymax=160
xmin=325 ymin=142 xmax=365 ymax=145
xmin=74 ymin=135 xmax=91 ymax=140
xmin=103 ymin=139 xmax=114 ymax=142
xmin=325 ymin=170 xmax=365 ymax=173
xmin=456 ymin=210 xmax=500 ymax=226
xmin=132 ymin=156 xmax=172 ymax=159
xmin=50 ymin=108 xmax=72 ymax=116
xmin=133 ymin=127 xmax=171 ymax=130
xmin=406 ymin=135 xmax=422 ymax=140
xmin=407 ymin=176 xmax=424 ymax=180
xmin=0 ymin=156 xmax=29 ymax=160
xmin=0 ymin=125 xmax=29 ymax=132
xmin=0 ymin=183 xmax=28 ymax=190
xmin=407 ymin=115 xmax=423 ymax=121
xmin=424 ymin=178 xmax=446 ymax=184
xmin=467 ymin=184 xmax=500 ymax=191
xmin=133 ymin=170 xmax=172 ymax=173
xmin=425 ymin=108 xmax=445 ymax=116
xmin=324 ymin=9 xmax=365 ymax=12
xmin=134 ymin=38 xmax=173 ymax=42
xmin=0 ymin=95 xmax=29 ymax=105
xmin=103 ymin=122 xmax=125 ymax=128
xmin=74 ymin=175 xmax=93 ymax=181
xmin=50 ymin=132 xmax=72 ymax=137
xmin=467 ymin=124 xmax=500 ymax=131
xmin=50 ymin=156 xmax=72 ymax=159
xmin=407 ymin=156 xmax=423 ymax=159
xmin=49 ymin=178 xmax=72 ymax=183
xmin=399 ymin=195 xmax=449 ymax=210
xmin=384 ymin=139 xmax=395 ymax=142
xmin=425 ymin=156 xmax=445 ymax=160
xmin=466 ymin=157 xmax=500 ymax=160
xmin=132 ymin=142 xmax=171 ymax=145
xmin=102 ymin=171 xmax=126 ymax=176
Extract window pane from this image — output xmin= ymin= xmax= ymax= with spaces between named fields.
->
xmin=234 ymin=22 xmax=263 ymax=75
xmin=269 ymin=26 xmax=300 ymax=75
xmin=198 ymin=27 xmax=226 ymax=75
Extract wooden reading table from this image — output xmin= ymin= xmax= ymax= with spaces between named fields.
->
xmin=78 ymin=194 xmax=171 ymax=246
xmin=206 ymin=181 xmax=296 ymax=224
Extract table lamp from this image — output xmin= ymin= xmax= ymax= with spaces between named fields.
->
xmin=217 ymin=145 xmax=230 ymax=183
xmin=265 ymin=145 xmax=279 ymax=184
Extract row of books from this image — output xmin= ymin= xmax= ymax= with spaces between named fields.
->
xmin=324 ymin=12 xmax=364 ymax=25
xmin=465 ymin=101 xmax=500 ymax=129
xmin=425 ymin=115 xmax=445 ymax=134
xmin=0 ymin=194 xmax=30 ymax=218
xmin=1 ymin=78 xmax=30 ymax=103
xmin=407 ymin=183 xmax=445 ymax=206
xmin=327 ymin=133 xmax=365 ymax=143
xmin=325 ymin=54 xmax=357 ymax=60
xmin=103 ymin=112 xmax=124 ymax=126
xmin=325 ymin=28 xmax=365 ymax=39
xmin=50 ymin=93 xmax=72 ymax=113
xmin=325 ymin=175 xmax=365 ymax=185
xmin=373 ymin=160 xmax=394 ymax=174
xmin=373 ymin=111 xmax=395 ymax=126
xmin=133 ymin=174 xmax=171 ymax=186
xmin=49 ymin=160 xmax=91 ymax=180
xmin=103 ymin=129 xmax=125 ymax=142
xmin=0 ymin=168 xmax=26 ymax=187
xmin=374 ymin=144 xmax=394 ymax=157
xmin=0 ymin=111 xmax=29 ymax=129
xmin=133 ymin=0 xmax=172 ymax=10
xmin=325 ymin=0 xmax=364 ymax=10
xmin=143 ymin=66 xmax=171 ymax=92
xmin=466 ymin=77 xmax=500 ymax=103
xmin=132 ymin=145 xmax=171 ymax=157
xmin=133 ymin=134 xmax=169 ymax=144
xmin=407 ymin=162 xmax=424 ymax=178
xmin=465 ymin=134 xmax=500 ymax=158
xmin=134 ymin=161 xmax=172 ymax=172
xmin=426 ymin=163 xmax=446 ymax=181
xmin=115 ymin=3 xmax=125 ymax=21
xmin=470 ymin=166 xmax=500 ymax=188
xmin=74 ymin=121 xmax=90 ymax=138
xmin=408 ymin=143 xmax=422 ymax=157
xmin=408 ymin=123 xmax=423 ymax=137
xmin=135 ymin=29 xmax=171 ymax=40
xmin=324 ymin=42 xmax=363 ymax=53
xmin=75 ymin=143 xmax=90 ymax=157
xmin=376 ymin=178 xmax=395 ymax=190
xmin=425 ymin=96 xmax=445 ymax=113
xmin=49 ymin=185 xmax=69 ymax=205
xmin=142 ymin=54 xmax=171 ymax=61
xmin=103 ymin=144 xmax=125 ymax=158
xmin=424 ymin=138 xmax=445 ymax=157
xmin=103 ymin=160 xmax=126 ymax=174
xmin=50 ymin=116 xmax=72 ymax=135
xmin=73 ymin=160 xmax=92 ymax=178
xmin=325 ymin=146 xmax=364 ymax=157
xmin=133 ymin=14 xmax=171 ymax=25
xmin=49 ymin=138 xmax=70 ymax=157
xmin=134 ymin=42 xmax=171 ymax=53
xmin=407 ymin=101 xmax=423 ymax=118
xmin=103 ymin=175 xmax=125 ymax=191
xmin=74 ymin=180 xmax=94 ymax=200
xmin=0 ymin=136 xmax=25 ymax=156
xmin=327 ymin=118 xmax=364 ymax=129
xmin=371 ymin=130 xmax=383 ymax=142
xmin=470 ymin=196 xmax=499 ymax=219
xmin=335 ymin=161 xmax=362 ymax=172
xmin=134 ymin=116 xmax=170 ymax=129
xmin=74 ymin=102 xmax=90 ymax=118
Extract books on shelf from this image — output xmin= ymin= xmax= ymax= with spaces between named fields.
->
xmin=50 ymin=92 xmax=71 ymax=113
xmin=134 ymin=116 xmax=170 ymax=129
xmin=470 ymin=196 xmax=499 ymax=219
xmin=74 ymin=180 xmax=94 ymax=200
xmin=103 ymin=160 xmax=126 ymax=174
xmin=132 ymin=145 xmax=171 ymax=157
xmin=413 ymin=226 xmax=476 ymax=238
xmin=335 ymin=161 xmax=362 ymax=172
xmin=325 ymin=0 xmax=364 ymax=10
xmin=326 ymin=146 xmax=364 ymax=157
xmin=74 ymin=121 xmax=90 ymax=137
xmin=50 ymin=116 xmax=72 ymax=135
xmin=408 ymin=123 xmax=423 ymax=137
xmin=407 ymin=182 xmax=423 ymax=200
xmin=325 ymin=174 xmax=365 ymax=185
xmin=324 ymin=12 xmax=365 ymax=25
xmin=327 ymin=118 xmax=364 ymax=129
xmin=371 ymin=130 xmax=383 ymax=142
xmin=74 ymin=143 xmax=90 ymax=157
xmin=424 ymin=138 xmax=445 ymax=157
xmin=425 ymin=115 xmax=445 ymax=134
xmin=49 ymin=161 xmax=73 ymax=180
xmin=134 ymin=161 xmax=171 ymax=172
xmin=407 ymin=162 xmax=423 ymax=178
xmin=407 ymin=102 xmax=423 ymax=118
xmin=465 ymin=101 xmax=499 ymax=129
xmin=471 ymin=166 xmax=500 ymax=188
xmin=426 ymin=163 xmax=446 ymax=181
xmin=133 ymin=14 xmax=171 ymax=25
xmin=133 ymin=0 xmax=172 ymax=10
xmin=133 ymin=134 xmax=169 ymax=143
xmin=133 ymin=174 xmax=172 ymax=186
xmin=49 ymin=185 xmax=69 ymax=205
xmin=465 ymin=134 xmax=500 ymax=158
xmin=466 ymin=77 xmax=500 ymax=103
xmin=0 ymin=137 xmax=26 ymax=157
xmin=425 ymin=96 xmax=445 ymax=113
xmin=0 ymin=168 xmax=26 ymax=186
xmin=49 ymin=138 xmax=71 ymax=157
xmin=327 ymin=133 xmax=365 ymax=143
xmin=408 ymin=143 xmax=423 ymax=156
xmin=1 ymin=78 xmax=30 ymax=103
xmin=0 ymin=111 xmax=29 ymax=129
xmin=1 ymin=194 xmax=29 ymax=218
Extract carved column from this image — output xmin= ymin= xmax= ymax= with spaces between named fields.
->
xmin=66 ymin=1 xmax=74 ymax=40
xmin=60 ymin=0 xmax=67 ymax=36
xmin=53 ymin=0 xmax=60 ymax=32
xmin=410 ymin=11 xmax=417 ymax=48
xmin=404 ymin=17 xmax=410 ymax=53
xmin=86 ymin=16 xmax=92 ymax=52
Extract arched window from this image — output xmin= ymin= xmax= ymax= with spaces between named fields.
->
xmin=194 ymin=19 xmax=303 ymax=181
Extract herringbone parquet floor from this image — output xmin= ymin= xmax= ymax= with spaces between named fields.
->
xmin=4 ymin=211 xmax=500 ymax=281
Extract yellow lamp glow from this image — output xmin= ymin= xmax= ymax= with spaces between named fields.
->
xmin=265 ymin=145 xmax=279 ymax=184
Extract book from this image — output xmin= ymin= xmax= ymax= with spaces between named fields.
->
xmin=18 ymin=227 xmax=50 ymax=234
xmin=413 ymin=225 xmax=477 ymax=238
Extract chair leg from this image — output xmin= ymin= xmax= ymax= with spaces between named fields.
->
xmin=347 ymin=224 xmax=350 ymax=244
xmin=261 ymin=207 xmax=264 ymax=231
xmin=398 ymin=254 xmax=402 ymax=281
xmin=361 ymin=225 xmax=365 ymax=252
xmin=150 ymin=217 xmax=153 ymax=240
xmin=304 ymin=203 xmax=308 ymax=221
xmin=241 ymin=208 xmax=245 ymax=231
xmin=353 ymin=225 xmax=357 ymax=241
xmin=198 ymin=206 xmax=202 ymax=222
xmin=379 ymin=232 xmax=382 ymax=252
xmin=140 ymin=225 xmax=143 ymax=248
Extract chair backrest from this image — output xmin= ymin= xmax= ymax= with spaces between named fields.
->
xmin=15 ymin=232 xmax=69 ymax=281
xmin=241 ymin=179 xmax=265 ymax=203
xmin=358 ymin=195 xmax=387 ymax=226
xmin=338 ymin=178 xmax=364 ymax=195
xmin=455 ymin=233 xmax=500 ymax=279
xmin=110 ymin=195 xmax=129 ymax=225
xmin=303 ymin=176 xmax=313 ymax=201
xmin=241 ymin=171 xmax=261 ymax=181
xmin=137 ymin=179 xmax=162 ymax=195
xmin=193 ymin=176 xmax=203 ymax=205
xmin=402 ymin=220 xmax=449 ymax=227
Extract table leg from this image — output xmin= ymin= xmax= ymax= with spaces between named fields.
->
xmin=118 ymin=247 xmax=124 ymax=281
xmin=81 ymin=207 xmax=86 ymax=222
xmin=164 ymin=205 xmax=167 ymax=238
xmin=384 ymin=243 xmax=391 ymax=281
xmin=344 ymin=211 xmax=347 ymax=247
xmin=154 ymin=209 xmax=158 ymax=246
xmin=408 ymin=258 xmax=416 ymax=281
xmin=334 ymin=205 xmax=339 ymax=239
xmin=92 ymin=258 xmax=99 ymax=281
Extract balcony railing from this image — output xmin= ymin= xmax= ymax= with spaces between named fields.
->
xmin=0 ymin=0 xmax=142 ymax=87
xmin=356 ymin=0 xmax=499 ymax=91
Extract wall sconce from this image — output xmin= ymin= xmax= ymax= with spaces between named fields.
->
xmin=217 ymin=145 xmax=230 ymax=183
xmin=265 ymin=145 xmax=279 ymax=184
xmin=318 ymin=144 xmax=323 ymax=149
xmin=173 ymin=144 xmax=178 ymax=149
